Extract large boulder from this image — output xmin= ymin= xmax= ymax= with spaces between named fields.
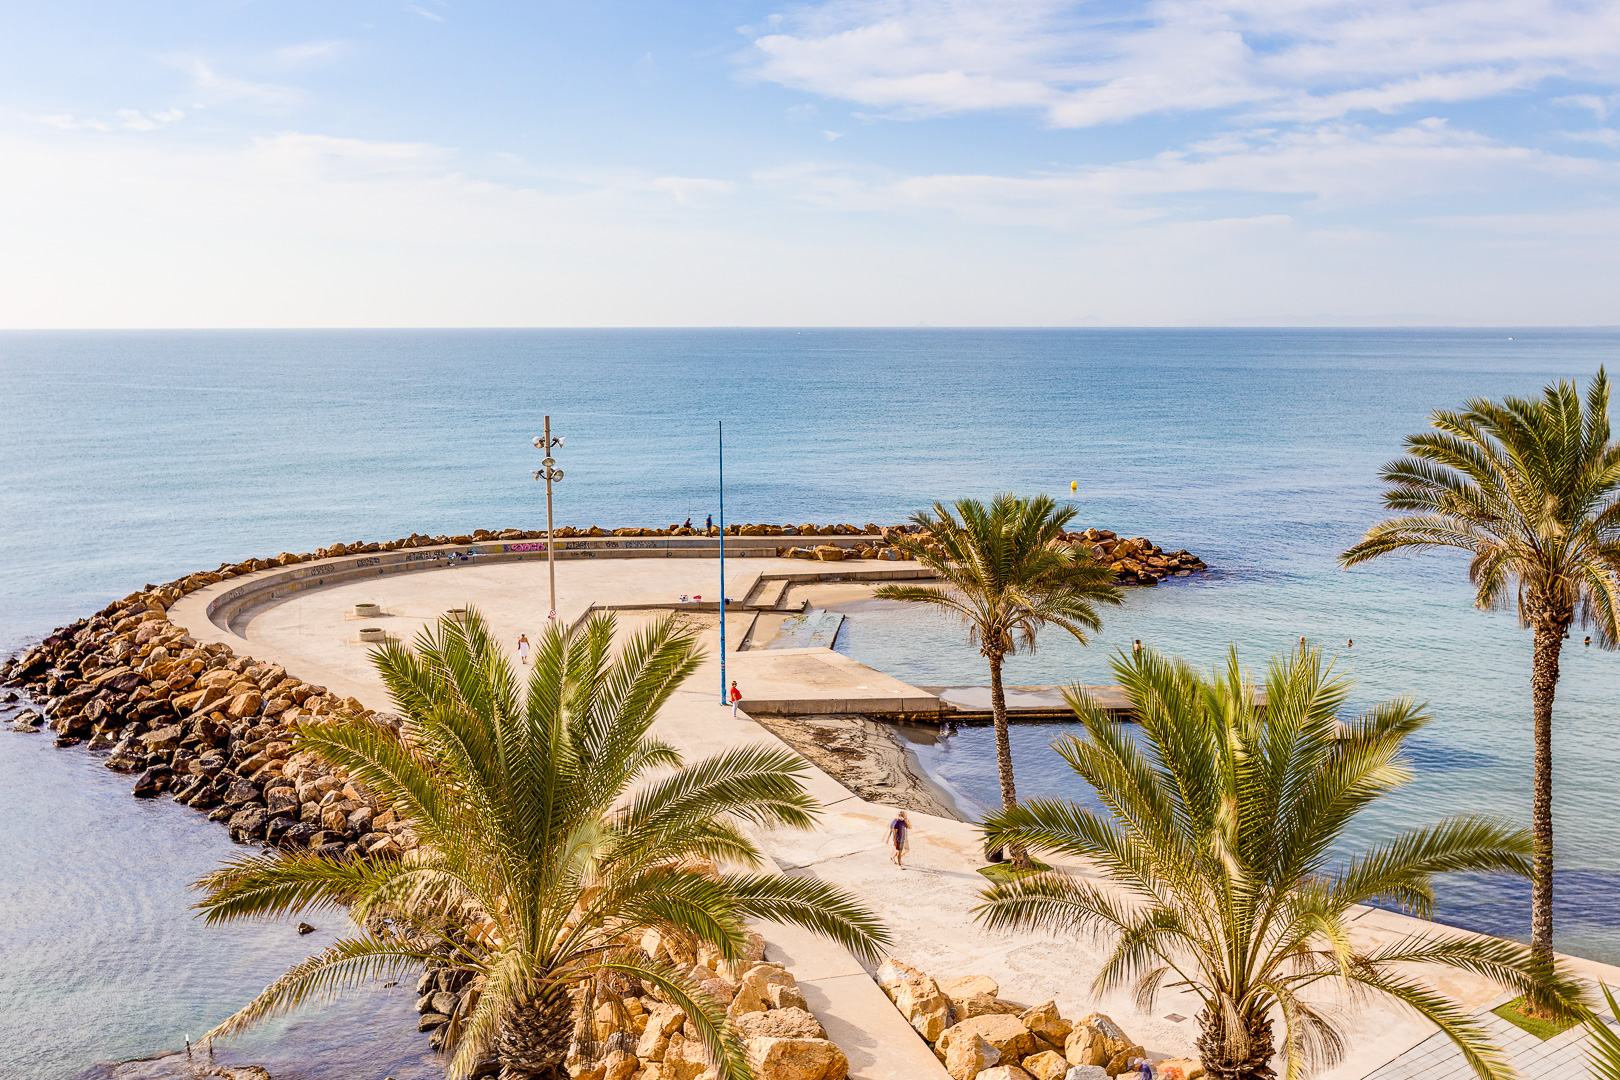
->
xmin=636 ymin=1004 xmax=686 ymax=1062
xmin=937 ymin=1014 xmax=1036 ymax=1065
xmin=943 ymin=1033 xmax=999 ymax=1080
xmin=1020 ymin=1001 xmax=1073 ymax=1048
xmin=729 ymin=962 xmax=797 ymax=1017
xmin=132 ymin=765 xmax=173 ymax=797
xmin=736 ymin=1007 xmax=826 ymax=1040
xmin=1105 ymin=1045 xmax=1148 ymax=1076
xmin=1065 ymin=1015 xmax=1133 ymax=1069
xmin=745 ymin=1036 xmax=849 ymax=1080
xmin=1022 ymin=1050 xmax=1071 ymax=1080
xmin=876 ymin=958 xmax=954 ymax=1042
xmin=940 ymin=974 xmax=999 ymax=1000
xmin=227 ymin=807 xmax=270 ymax=842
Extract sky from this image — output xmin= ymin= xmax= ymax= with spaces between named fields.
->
xmin=1 ymin=0 xmax=1619 ymax=327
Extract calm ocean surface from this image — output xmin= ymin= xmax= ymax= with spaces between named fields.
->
xmin=3 ymin=329 xmax=1619 ymax=1076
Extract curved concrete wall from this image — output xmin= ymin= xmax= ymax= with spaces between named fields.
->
xmin=198 ymin=535 xmax=874 ymax=631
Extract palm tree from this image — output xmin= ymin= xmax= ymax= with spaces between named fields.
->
xmin=975 ymin=645 xmax=1587 ymax=1080
xmin=874 ymin=495 xmax=1121 ymax=860
xmin=193 ymin=609 xmax=889 ymax=1080
xmin=1340 ymin=370 xmax=1620 ymax=964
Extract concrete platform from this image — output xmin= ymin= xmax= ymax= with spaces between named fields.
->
xmin=163 ymin=550 xmax=1620 ymax=1080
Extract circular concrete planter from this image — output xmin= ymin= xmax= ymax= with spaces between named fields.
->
xmin=354 ymin=603 xmax=382 ymax=618
xmin=446 ymin=608 xmax=468 ymax=623
xmin=359 ymin=627 xmax=387 ymax=643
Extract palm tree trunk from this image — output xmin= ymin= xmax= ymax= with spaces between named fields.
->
xmin=1530 ymin=622 xmax=1564 ymax=963
xmin=1196 ymin=1006 xmax=1275 ymax=1080
xmin=989 ymin=652 xmax=1031 ymax=869
xmin=498 ymin=992 xmax=574 ymax=1080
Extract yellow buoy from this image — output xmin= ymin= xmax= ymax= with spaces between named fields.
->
xmin=1070 ymin=480 xmax=1077 ymax=492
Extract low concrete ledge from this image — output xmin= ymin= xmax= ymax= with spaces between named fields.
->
xmin=191 ymin=537 xmax=913 ymax=633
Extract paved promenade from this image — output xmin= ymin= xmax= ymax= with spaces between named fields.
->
xmin=167 ymin=553 xmax=1620 ymax=1080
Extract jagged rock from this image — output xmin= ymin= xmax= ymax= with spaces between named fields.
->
xmin=938 ymin=1014 xmax=1036 ymax=1065
xmin=1065 ymin=1068 xmax=1109 ymax=1080
xmin=1105 ymin=1045 xmax=1147 ymax=1076
xmin=940 ymin=974 xmax=999 ymax=1000
xmin=418 ymin=1012 xmax=450 ymax=1031
xmin=132 ymin=765 xmax=173 ymax=797
xmin=944 ymin=1032 xmax=1000 ymax=1080
xmin=769 ymin=983 xmax=809 ymax=1012
xmin=745 ymin=1036 xmax=849 ymax=1080
xmin=729 ymin=962 xmax=797 ymax=1017
xmin=1020 ymin=1001 xmax=1073 ymax=1048
xmin=735 ymin=1007 xmax=826 ymax=1040
xmin=227 ymin=807 xmax=270 ymax=842
xmin=222 ymin=778 xmax=260 ymax=806
xmin=12 ymin=710 xmax=42 ymax=732
xmin=636 ymin=1003 xmax=686 ymax=1061
xmin=977 ymin=1068 xmax=1035 ymax=1080
xmin=876 ymin=958 xmax=954 ymax=1042
xmin=1023 ymin=1050 xmax=1071 ymax=1080
xmin=1065 ymin=1015 xmax=1133 ymax=1070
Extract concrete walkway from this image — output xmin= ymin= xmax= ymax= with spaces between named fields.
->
xmin=165 ymin=554 xmax=1620 ymax=1080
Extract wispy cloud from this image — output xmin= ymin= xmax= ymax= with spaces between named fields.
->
xmin=182 ymin=58 xmax=304 ymax=110
xmin=407 ymin=3 xmax=446 ymax=21
xmin=744 ymin=0 xmax=1620 ymax=128
xmin=32 ymin=109 xmax=184 ymax=132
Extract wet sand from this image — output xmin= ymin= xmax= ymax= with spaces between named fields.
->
xmin=749 ymin=712 xmax=967 ymax=821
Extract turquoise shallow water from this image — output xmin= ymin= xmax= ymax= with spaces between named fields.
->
xmin=2 ymin=328 xmax=1619 ymax=1075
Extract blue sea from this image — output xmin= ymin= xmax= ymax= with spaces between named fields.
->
xmin=3 ymin=329 xmax=1619 ymax=1077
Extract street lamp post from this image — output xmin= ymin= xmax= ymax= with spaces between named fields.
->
xmin=532 ymin=417 xmax=564 ymax=621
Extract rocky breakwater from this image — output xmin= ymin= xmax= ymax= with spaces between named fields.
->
xmin=876 ymin=961 xmax=1204 ymax=1080
xmin=3 ymin=568 xmax=858 ymax=1078
xmin=410 ymin=925 xmax=850 ymax=1080
xmin=1 ymin=584 xmax=416 ymax=860
xmin=1063 ymin=529 xmax=1206 ymax=587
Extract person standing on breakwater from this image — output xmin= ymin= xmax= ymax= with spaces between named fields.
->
xmin=517 ymin=634 xmax=530 ymax=665
xmin=889 ymin=811 xmax=910 ymax=868
xmin=706 ymin=514 xmax=713 ymax=532
xmin=729 ymin=679 xmax=742 ymax=717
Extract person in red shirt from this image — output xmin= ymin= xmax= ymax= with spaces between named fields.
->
xmin=729 ymin=679 xmax=742 ymax=716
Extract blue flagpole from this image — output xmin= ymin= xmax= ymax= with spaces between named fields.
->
xmin=718 ymin=420 xmax=727 ymax=705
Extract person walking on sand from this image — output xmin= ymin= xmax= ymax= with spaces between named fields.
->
xmin=729 ymin=679 xmax=742 ymax=717
xmin=517 ymin=633 xmax=530 ymax=666
xmin=888 ymin=811 xmax=911 ymax=868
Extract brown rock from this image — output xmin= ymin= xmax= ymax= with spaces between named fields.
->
xmin=1066 ymin=1014 xmax=1133 ymax=1068
xmin=937 ymin=1014 xmax=1036 ymax=1064
xmin=875 ymin=959 xmax=954 ymax=1042
xmin=944 ymin=1033 xmax=1000 ymax=1080
xmin=225 ymin=691 xmax=262 ymax=719
xmin=1106 ymin=1046 xmax=1147 ymax=1076
xmin=636 ymin=1004 xmax=685 ymax=1062
xmin=735 ymin=1007 xmax=826 ymax=1040
xmin=939 ymin=975 xmax=999 ymax=1000
xmin=812 ymin=545 xmax=845 ymax=562
xmin=953 ymin=993 xmax=1021 ymax=1020
xmin=729 ymin=963 xmax=797 ymax=1017
xmin=1019 ymin=1001 xmax=1073 ymax=1048
xmin=745 ymin=1036 xmax=849 ymax=1080
xmin=1021 ymin=1050 xmax=1070 ymax=1080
